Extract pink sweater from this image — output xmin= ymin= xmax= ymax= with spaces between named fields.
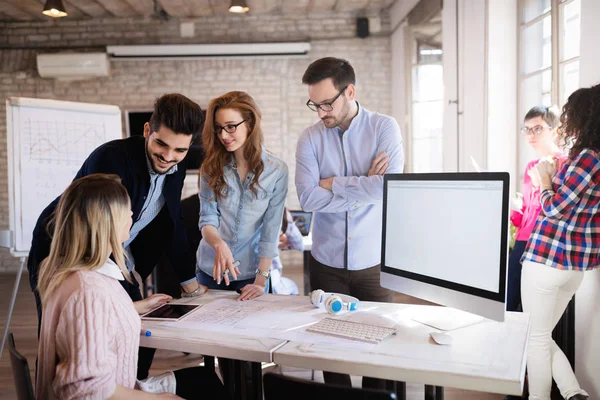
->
xmin=36 ymin=264 xmax=141 ymax=400
xmin=511 ymin=154 xmax=566 ymax=241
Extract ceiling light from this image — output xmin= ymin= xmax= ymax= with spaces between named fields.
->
xmin=42 ymin=0 xmax=68 ymax=18
xmin=229 ymin=0 xmax=249 ymax=13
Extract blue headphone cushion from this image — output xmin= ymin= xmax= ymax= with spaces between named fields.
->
xmin=330 ymin=299 xmax=343 ymax=313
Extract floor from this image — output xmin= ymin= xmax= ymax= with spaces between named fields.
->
xmin=0 ymin=251 xmax=506 ymax=399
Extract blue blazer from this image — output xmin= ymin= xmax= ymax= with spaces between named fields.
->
xmin=27 ymin=136 xmax=196 ymax=296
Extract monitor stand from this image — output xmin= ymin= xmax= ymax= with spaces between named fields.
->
xmin=412 ymin=306 xmax=485 ymax=331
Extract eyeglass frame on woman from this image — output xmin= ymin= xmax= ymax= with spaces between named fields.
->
xmin=214 ymin=120 xmax=247 ymax=135
xmin=306 ymin=86 xmax=349 ymax=112
xmin=520 ymin=125 xmax=553 ymax=136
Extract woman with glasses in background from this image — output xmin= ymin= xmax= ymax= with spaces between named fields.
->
xmin=520 ymin=84 xmax=600 ymax=400
xmin=507 ymin=106 xmax=565 ymax=316
xmin=196 ymin=91 xmax=288 ymax=301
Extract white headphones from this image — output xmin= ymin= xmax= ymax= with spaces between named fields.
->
xmin=310 ymin=289 xmax=359 ymax=315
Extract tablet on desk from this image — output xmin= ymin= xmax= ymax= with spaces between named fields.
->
xmin=141 ymin=304 xmax=200 ymax=321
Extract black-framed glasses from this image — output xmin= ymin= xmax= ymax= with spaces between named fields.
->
xmin=306 ymin=86 xmax=348 ymax=112
xmin=520 ymin=125 xmax=552 ymax=136
xmin=214 ymin=120 xmax=247 ymax=135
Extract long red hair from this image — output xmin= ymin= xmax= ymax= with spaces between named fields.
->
xmin=201 ymin=91 xmax=264 ymax=199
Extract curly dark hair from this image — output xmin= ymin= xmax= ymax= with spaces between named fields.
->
xmin=559 ymin=83 xmax=600 ymax=159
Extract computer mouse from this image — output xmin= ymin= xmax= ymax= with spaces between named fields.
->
xmin=430 ymin=331 xmax=453 ymax=345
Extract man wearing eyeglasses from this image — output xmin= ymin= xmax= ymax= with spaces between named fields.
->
xmin=295 ymin=57 xmax=404 ymax=389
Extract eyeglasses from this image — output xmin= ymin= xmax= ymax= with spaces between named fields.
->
xmin=214 ymin=120 xmax=246 ymax=135
xmin=520 ymin=125 xmax=552 ymax=136
xmin=306 ymin=86 xmax=348 ymax=112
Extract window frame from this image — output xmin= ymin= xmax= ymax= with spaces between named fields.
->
xmin=518 ymin=0 xmax=580 ymax=109
xmin=517 ymin=0 xmax=580 ymax=180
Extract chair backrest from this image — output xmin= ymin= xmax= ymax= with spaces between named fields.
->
xmin=263 ymin=373 xmax=397 ymax=400
xmin=7 ymin=332 xmax=35 ymax=400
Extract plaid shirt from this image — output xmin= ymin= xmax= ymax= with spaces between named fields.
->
xmin=522 ymin=149 xmax=600 ymax=271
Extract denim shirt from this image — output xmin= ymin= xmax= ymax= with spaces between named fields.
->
xmin=197 ymin=149 xmax=289 ymax=280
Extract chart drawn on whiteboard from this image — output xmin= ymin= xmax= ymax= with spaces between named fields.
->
xmin=24 ymin=119 xmax=107 ymax=165
xmin=7 ymin=98 xmax=122 ymax=254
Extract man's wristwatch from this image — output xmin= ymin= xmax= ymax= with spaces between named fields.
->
xmin=255 ymin=269 xmax=270 ymax=279
xmin=181 ymin=285 xmax=202 ymax=298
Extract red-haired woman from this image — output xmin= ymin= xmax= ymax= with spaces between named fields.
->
xmin=196 ymin=91 xmax=288 ymax=301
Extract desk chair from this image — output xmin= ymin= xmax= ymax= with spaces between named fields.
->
xmin=7 ymin=332 xmax=35 ymax=400
xmin=264 ymin=372 xmax=397 ymax=400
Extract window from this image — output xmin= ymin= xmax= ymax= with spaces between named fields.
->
xmin=411 ymin=62 xmax=444 ymax=173
xmin=518 ymin=0 xmax=581 ymax=173
xmin=409 ymin=12 xmax=443 ymax=173
xmin=559 ymin=0 xmax=581 ymax=105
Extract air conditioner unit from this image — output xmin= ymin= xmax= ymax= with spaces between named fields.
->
xmin=106 ymin=43 xmax=311 ymax=60
xmin=36 ymin=52 xmax=110 ymax=79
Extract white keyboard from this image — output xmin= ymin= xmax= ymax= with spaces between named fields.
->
xmin=307 ymin=318 xmax=397 ymax=344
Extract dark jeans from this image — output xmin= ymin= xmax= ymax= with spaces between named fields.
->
xmin=174 ymin=366 xmax=229 ymax=399
xmin=507 ymin=240 xmax=527 ymax=312
xmin=309 ymin=254 xmax=393 ymax=390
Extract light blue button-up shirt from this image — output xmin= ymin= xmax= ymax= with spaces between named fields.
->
xmin=197 ymin=149 xmax=289 ymax=280
xmin=295 ymin=103 xmax=404 ymax=270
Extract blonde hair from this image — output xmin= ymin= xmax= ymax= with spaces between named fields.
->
xmin=37 ymin=174 xmax=132 ymax=305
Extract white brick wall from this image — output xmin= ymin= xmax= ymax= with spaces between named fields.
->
xmin=0 ymin=12 xmax=393 ymax=272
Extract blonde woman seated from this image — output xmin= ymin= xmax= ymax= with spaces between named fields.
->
xmin=36 ymin=174 xmax=227 ymax=400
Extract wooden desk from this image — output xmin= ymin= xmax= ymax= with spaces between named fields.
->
xmin=273 ymin=302 xmax=530 ymax=398
xmin=141 ymin=290 xmax=287 ymax=362
xmin=141 ymin=292 xmax=529 ymax=400
xmin=140 ymin=291 xmax=287 ymax=400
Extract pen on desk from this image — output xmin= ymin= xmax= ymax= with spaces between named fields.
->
xmin=141 ymin=329 xmax=152 ymax=337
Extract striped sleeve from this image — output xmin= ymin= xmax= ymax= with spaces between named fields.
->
xmin=540 ymin=151 xmax=600 ymax=219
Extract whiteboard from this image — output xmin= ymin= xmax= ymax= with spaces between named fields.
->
xmin=6 ymin=97 xmax=122 ymax=255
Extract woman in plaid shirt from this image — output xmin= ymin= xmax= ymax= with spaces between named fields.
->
xmin=521 ymin=84 xmax=600 ymax=400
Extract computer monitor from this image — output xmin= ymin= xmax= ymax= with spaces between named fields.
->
xmin=380 ymin=172 xmax=510 ymax=329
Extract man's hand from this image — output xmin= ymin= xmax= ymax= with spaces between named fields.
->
xmin=368 ymin=152 xmax=389 ymax=176
xmin=181 ymin=280 xmax=208 ymax=297
xmin=319 ymin=177 xmax=335 ymax=191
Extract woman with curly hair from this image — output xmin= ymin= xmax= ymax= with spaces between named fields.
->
xmin=520 ymin=84 xmax=600 ymax=400
xmin=196 ymin=91 xmax=288 ymax=300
